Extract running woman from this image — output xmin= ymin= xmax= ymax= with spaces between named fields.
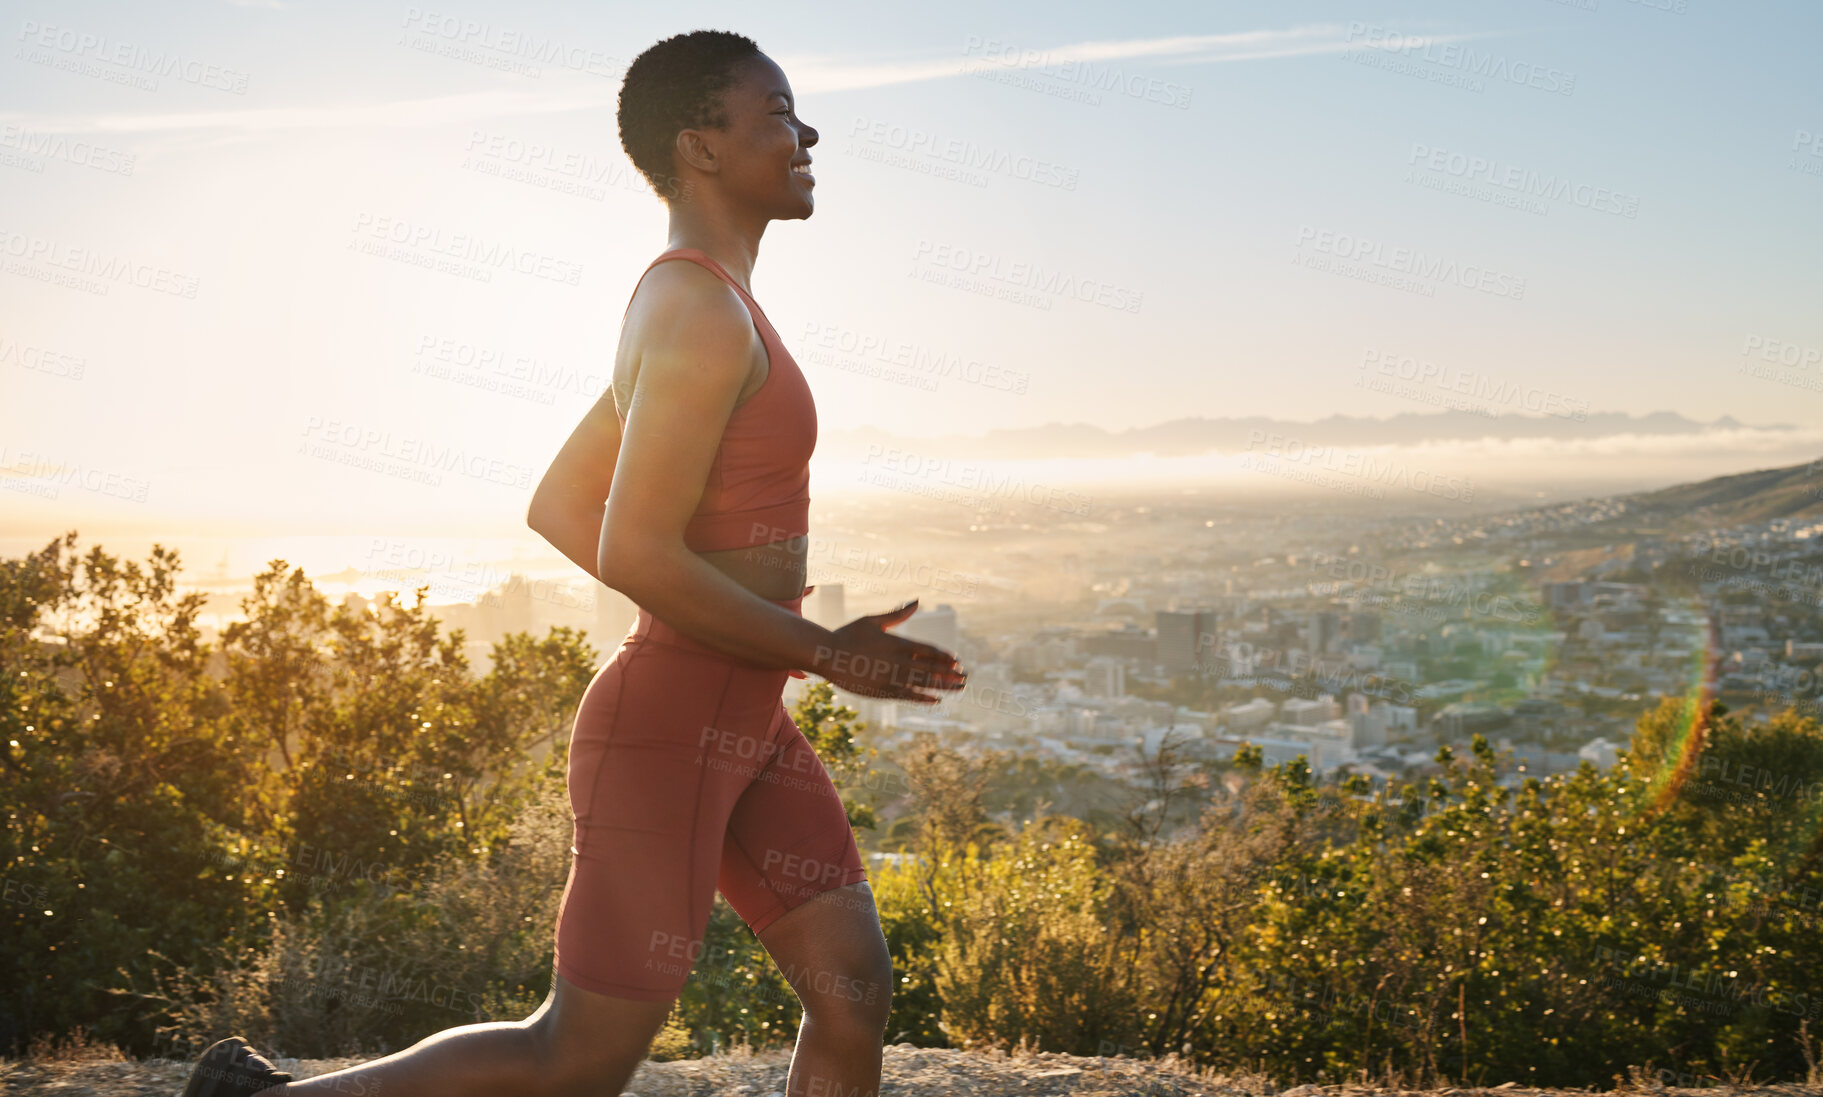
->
xmin=183 ymin=28 xmax=966 ymax=1097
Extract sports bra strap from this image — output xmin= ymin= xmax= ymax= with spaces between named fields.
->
xmin=622 ymin=248 xmax=759 ymax=319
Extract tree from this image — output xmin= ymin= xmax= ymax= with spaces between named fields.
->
xmin=788 ymin=679 xmax=878 ymax=831
xmin=1 ymin=534 xmax=276 ymax=1056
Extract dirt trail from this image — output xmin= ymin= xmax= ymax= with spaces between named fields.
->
xmin=3 ymin=1043 xmax=1820 ymax=1096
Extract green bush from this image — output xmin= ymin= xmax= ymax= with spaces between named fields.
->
xmin=8 ymin=535 xmax=1823 ymax=1086
xmin=1 ymin=536 xmax=591 ymax=1058
xmin=931 ymin=819 xmax=1138 ymax=1052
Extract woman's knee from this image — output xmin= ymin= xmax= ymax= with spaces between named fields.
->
xmin=526 ymin=980 xmax=675 ymax=1094
xmin=799 ymin=946 xmax=894 ymax=1034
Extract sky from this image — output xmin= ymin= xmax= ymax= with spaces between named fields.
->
xmin=2 ymin=0 xmax=1821 ymax=550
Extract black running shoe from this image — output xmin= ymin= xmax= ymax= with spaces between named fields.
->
xmin=182 ymin=1036 xmax=294 ymax=1096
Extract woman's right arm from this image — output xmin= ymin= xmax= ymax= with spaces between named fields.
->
xmin=528 ymin=262 xmax=964 ymax=702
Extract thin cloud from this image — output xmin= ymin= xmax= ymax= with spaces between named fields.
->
xmin=0 ymin=87 xmax=616 ymax=135
xmin=996 ymin=26 xmax=1495 ymax=69
xmin=0 ymin=26 xmax=1497 ymax=134
xmin=779 ymin=25 xmax=1494 ymax=91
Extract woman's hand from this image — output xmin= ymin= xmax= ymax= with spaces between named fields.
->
xmin=807 ymin=598 xmax=967 ymax=703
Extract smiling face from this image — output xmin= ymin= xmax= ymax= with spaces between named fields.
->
xmin=699 ymin=52 xmax=819 ymax=220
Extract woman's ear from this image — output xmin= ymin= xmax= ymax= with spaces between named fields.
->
xmin=674 ymin=129 xmax=718 ymax=175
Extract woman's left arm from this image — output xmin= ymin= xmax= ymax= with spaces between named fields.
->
xmin=526 ymin=388 xmax=622 ymax=581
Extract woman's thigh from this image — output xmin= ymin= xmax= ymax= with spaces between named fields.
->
xmin=555 ymin=641 xmax=789 ymax=1001
xmin=715 ymin=712 xmax=872 ymax=938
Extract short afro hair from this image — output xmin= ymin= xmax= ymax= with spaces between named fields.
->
xmin=618 ymin=30 xmax=763 ymax=201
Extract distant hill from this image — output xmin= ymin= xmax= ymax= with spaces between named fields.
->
xmin=1613 ymin=455 xmax=1823 ymax=528
xmin=819 ymin=409 xmax=1786 ymax=461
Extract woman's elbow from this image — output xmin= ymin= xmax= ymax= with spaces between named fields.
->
xmin=526 ymin=476 xmax=557 ymax=524
xmin=594 ymin=532 xmax=632 ymax=593
xmin=596 ymin=530 xmax=665 ymax=598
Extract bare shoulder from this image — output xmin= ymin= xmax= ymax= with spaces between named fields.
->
xmin=617 ymin=260 xmax=761 ymax=415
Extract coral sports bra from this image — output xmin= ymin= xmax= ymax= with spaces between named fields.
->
xmin=615 ymin=248 xmax=817 ymax=553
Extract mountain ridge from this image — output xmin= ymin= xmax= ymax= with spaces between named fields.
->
xmin=819 ymin=410 xmax=1791 ymax=460
xmin=1610 ymin=454 xmax=1823 ymax=527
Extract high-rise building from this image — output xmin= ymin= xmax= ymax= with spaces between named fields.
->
xmin=1433 ymin=702 xmax=1512 ymax=739
xmin=1014 ymin=634 xmax=1073 ymax=674
xmin=1222 ymin=697 xmax=1276 ymax=731
xmin=1347 ymin=611 xmax=1383 ymax=644
xmin=1081 ymin=625 xmax=1155 ymax=660
xmin=1304 ymin=610 xmax=1344 ymax=655
xmin=1157 ymin=608 xmax=1218 ymax=674
xmin=1084 ymin=656 xmax=1125 ymax=698
xmin=808 ymin=583 xmax=847 ymax=631
xmin=1281 ymin=694 xmax=1342 ymax=726
xmin=1541 ymin=581 xmax=1587 ymax=608
xmin=1346 ymin=693 xmax=1384 ymax=748
xmin=900 ymin=602 xmax=958 ymax=652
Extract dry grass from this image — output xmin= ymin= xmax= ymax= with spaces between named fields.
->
xmin=2 ymin=1042 xmax=1822 ymax=1097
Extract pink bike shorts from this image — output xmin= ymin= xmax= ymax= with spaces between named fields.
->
xmin=553 ymin=590 xmax=869 ymax=1001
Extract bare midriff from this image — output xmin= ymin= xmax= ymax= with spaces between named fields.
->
xmin=697 ymin=535 xmax=809 ymax=602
